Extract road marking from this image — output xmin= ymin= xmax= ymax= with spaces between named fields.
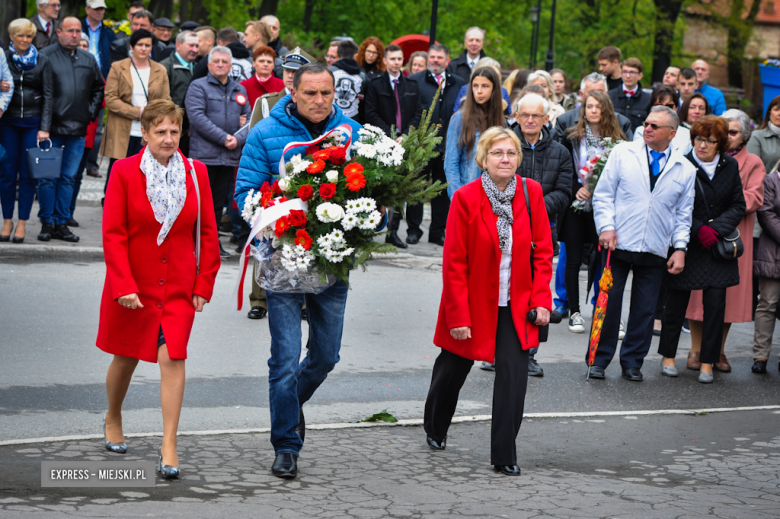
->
xmin=2 ymin=405 xmax=778 ymax=446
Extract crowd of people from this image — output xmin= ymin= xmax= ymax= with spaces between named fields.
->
xmin=0 ymin=1 xmax=779 ymax=479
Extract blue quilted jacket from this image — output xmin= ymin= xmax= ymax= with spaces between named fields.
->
xmin=235 ymin=95 xmax=362 ymax=210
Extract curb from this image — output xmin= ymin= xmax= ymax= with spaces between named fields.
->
xmin=0 ymin=244 xmax=104 ymax=255
xmin=2 ymin=405 xmax=777 ymax=447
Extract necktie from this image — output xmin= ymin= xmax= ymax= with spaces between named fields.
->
xmin=46 ymin=22 xmax=51 ymax=36
xmin=650 ymin=150 xmax=664 ymax=176
xmin=393 ymin=79 xmax=402 ymax=131
xmin=469 ymin=60 xmax=475 ymax=69
xmin=435 ymin=74 xmax=443 ymax=86
xmin=624 ymin=90 xmax=634 ymax=97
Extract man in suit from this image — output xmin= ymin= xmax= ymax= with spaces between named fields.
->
xmin=109 ymin=10 xmax=166 ymax=65
xmin=364 ymin=43 xmax=423 ymax=247
xmin=409 ymin=43 xmax=466 ymax=246
xmin=30 ymin=0 xmax=60 ymax=50
xmin=447 ymin=27 xmax=486 ymax=84
xmin=82 ymin=0 xmax=116 ymax=79
xmin=607 ymin=57 xmax=651 ymax=132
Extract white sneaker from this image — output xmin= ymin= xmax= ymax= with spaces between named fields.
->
xmin=618 ymin=321 xmax=626 ymax=340
xmin=568 ymin=312 xmax=585 ymax=333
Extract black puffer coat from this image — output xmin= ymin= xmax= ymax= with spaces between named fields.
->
xmin=4 ymin=50 xmax=54 ymax=131
xmin=513 ymin=125 xmax=573 ymax=223
xmin=664 ymin=152 xmax=746 ymax=290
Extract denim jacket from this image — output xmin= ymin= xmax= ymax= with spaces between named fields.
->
xmin=443 ymin=111 xmax=481 ymax=199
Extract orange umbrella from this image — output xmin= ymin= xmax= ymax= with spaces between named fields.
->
xmin=586 ymin=249 xmax=613 ymax=380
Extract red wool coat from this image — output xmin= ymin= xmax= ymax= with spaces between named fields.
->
xmin=240 ymin=74 xmax=285 ymax=109
xmin=434 ymin=177 xmax=554 ymax=362
xmin=96 ymin=149 xmax=221 ymax=363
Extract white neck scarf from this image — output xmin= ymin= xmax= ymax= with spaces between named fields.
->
xmin=139 ymin=147 xmax=188 ymax=245
xmin=769 ymin=122 xmax=780 ymax=138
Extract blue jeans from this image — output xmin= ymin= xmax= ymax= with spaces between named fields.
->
xmin=266 ymin=280 xmax=349 ymax=456
xmin=70 ymin=147 xmax=90 ymax=217
xmin=0 ymin=119 xmax=39 ymax=221
xmin=554 ymin=243 xmax=568 ymax=309
xmin=37 ymin=134 xmax=85 ymax=225
xmin=591 ymin=250 xmax=665 ymax=370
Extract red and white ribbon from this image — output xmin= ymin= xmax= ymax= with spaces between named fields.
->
xmin=233 ymin=198 xmax=309 ymax=311
xmin=277 ymin=124 xmax=354 ymax=178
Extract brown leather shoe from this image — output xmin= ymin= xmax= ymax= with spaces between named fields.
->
xmin=714 ymin=353 xmax=732 ymax=373
xmin=687 ymin=351 xmax=701 ymax=370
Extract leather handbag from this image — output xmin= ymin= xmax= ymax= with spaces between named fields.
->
xmin=695 ymin=176 xmax=743 ymax=261
xmin=27 ymin=139 xmax=63 ymax=180
xmin=521 ymin=178 xmax=549 ymax=342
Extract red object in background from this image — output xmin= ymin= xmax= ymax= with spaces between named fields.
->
xmin=85 ymin=100 xmax=106 ymax=150
xmin=390 ymin=35 xmax=439 ymax=65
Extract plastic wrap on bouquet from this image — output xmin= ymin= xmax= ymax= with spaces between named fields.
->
xmin=251 ymin=241 xmax=337 ymax=294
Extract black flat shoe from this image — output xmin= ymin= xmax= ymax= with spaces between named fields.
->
xmin=12 ymin=236 xmax=24 ymax=243
xmin=752 ymin=360 xmax=767 ymax=374
xmin=385 ymin=231 xmax=408 ymax=248
xmin=52 ymin=224 xmax=79 ymax=242
xmin=295 ymin=408 xmax=305 ymax=443
xmin=622 ymin=368 xmax=643 ymax=382
xmin=37 ymin=223 xmax=54 ymax=242
xmin=479 ymin=362 xmax=495 ymax=372
xmin=247 ymin=306 xmax=267 ymax=320
xmin=587 ymin=366 xmax=605 ymax=379
xmin=494 ymin=465 xmax=521 ymax=476
xmin=426 ymin=436 xmax=446 ymax=450
xmin=67 ymin=218 xmax=79 ymax=228
xmin=406 ymin=233 xmax=421 ymax=245
xmin=271 ymin=453 xmax=298 ymax=478
xmin=528 ymin=358 xmax=544 ymax=377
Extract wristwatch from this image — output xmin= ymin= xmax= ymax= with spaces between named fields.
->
xmin=674 ymin=247 xmax=687 ymax=254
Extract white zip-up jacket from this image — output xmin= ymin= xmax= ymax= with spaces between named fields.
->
xmin=593 ymin=139 xmax=696 ymax=258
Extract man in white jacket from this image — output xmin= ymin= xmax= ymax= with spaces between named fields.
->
xmin=591 ymin=106 xmax=696 ymax=381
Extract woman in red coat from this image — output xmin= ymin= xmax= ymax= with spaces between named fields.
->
xmin=240 ymin=46 xmax=285 ymax=109
xmin=97 ymin=99 xmax=220 ymax=479
xmin=424 ymin=127 xmax=553 ymax=476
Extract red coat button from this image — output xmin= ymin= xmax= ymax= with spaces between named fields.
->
xmin=161 ymin=256 xmax=167 ymax=263
xmin=158 ymin=279 xmax=165 ymax=286
xmin=156 ymin=302 xmax=163 ymax=309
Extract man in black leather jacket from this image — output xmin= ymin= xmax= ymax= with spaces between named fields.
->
xmin=39 ymin=17 xmax=104 ymax=243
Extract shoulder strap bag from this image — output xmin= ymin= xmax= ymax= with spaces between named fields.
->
xmin=188 ymin=158 xmax=201 ymax=274
xmin=521 ymin=178 xmax=549 ymax=343
xmin=695 ymin=175 xmax=743 ymax=261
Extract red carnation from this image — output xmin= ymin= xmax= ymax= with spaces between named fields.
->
xmin=261 ymin=191 xmax=274 ymax=209
xmin=319 ymin=183 xmax=337 ymax=199
xmin=294 ymin=229 xmax=313 ymax=250
xmin=345 ymin=172 xmax=366 ymax=192
xmin=329 ymin=147 xmax=347 ymax=165
xmin=344 ymin=162 xmax=364 ymax=176
xmin=307 ymin=160 xmax=326 ymax=174
xmin=272 ymin=180 xmax=282 ymax=195
xmin=274 ymin=216 xmax=290 ymax=237
xmin=260 ymin=181 xmax=272 ymax=194
xmin=312 ymin=149 xmax=331 ymax=162
xmin=305 ymin=145 xmax=320 ymax=156
xmin=289 ymin=209 xmax=307 ymax=228
xmin=297 ymin=184 xmax=314 ymax=202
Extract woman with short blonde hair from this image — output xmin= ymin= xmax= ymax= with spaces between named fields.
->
xmin=425 ymin=124 xmax=553 ymax=476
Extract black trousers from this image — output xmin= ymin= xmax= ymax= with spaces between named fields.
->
xmin=392 ymin=156 xmax=449 ymax=241
xmin=104 ymin=136 xmax=145 ymax=195
xmin=207 ymin=165 xmax=234 ymax=237
xmin=424 ymin=305 xmax=529 ymax=466
xmin=561 ymin=206 xmax=598 ymax=314
xmin=658 ymin=287 xmax=727 ymax=364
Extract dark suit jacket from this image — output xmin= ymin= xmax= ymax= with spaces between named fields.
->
xmin=81 ymin=19 xmax=116 ymax=79
xmin=608 ymin=84 xmax=652 ymax=132
xmin=446 ymin=50 xmax=486 ymax=84
xmin=409 ymin=69 xmax=467 ymax=153
xmin=29 ymin=16 xmax=57 ymax=50
xmin=109 ymin=36 xmax=167 ymax=65
xmin=363 ymin=72 xmax=423 ymax=137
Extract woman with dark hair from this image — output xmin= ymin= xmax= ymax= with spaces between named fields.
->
xmin=444 ymin=67 xmax=506 ymax=198
xmin=634 ymin=85 xmax=691 ymax=155
xmin=747 ymin=95 xmax=780 ymax=175
xmin=356 ymin=37 xmax=386 ymax=81
xmin=679 ymin=93 xmax=709 ymax=129
xmin=659 ymin=116 xmax=746 ymax=383
xmin=101 ymin=29 xmax=171 ymax=194
xmin=561 ymin=91 xmax=626 ymax=334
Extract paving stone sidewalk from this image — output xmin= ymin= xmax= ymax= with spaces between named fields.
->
xmin=1 ymin=410 xmax=779 ymax=518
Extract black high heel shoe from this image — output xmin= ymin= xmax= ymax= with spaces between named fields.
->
xmin=157 ymin=446 xmax=180 ymax=479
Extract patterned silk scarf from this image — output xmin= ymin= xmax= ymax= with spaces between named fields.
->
xmin=481 ymin=171 xmax=516 ymax=253
xmin=584 ymin=122 xmax=600 ymax=159
xmin=9 ymin=43 xmax=38 ymax=71
xmin=139 ymin=148 xmax=188 ymax=245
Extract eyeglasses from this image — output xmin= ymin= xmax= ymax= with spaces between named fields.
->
xmin=488 ymin=151 xmax=519 ymax=159
xmin=518 ymin=113 xmax=544 ymax=121
xmin=694 ymin=136 xmax=718 ymax=145
xmin=621 ymin=69 xmax=640 ymax=76
xmin=728 ymin=130 xmax=741 ymax=136
xmin=642 ymin=121 xmax=674 ymax=130
xmin=364 ymin=50 xmax=379 ymax=56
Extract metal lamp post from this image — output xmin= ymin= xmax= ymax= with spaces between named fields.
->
xmin=429 ymin=0 xmax=439 ymax=47
xmin=544 ymin=0 xmax=557 ymax=71
xmin=529 ymin=2 xmax=540 ymax=69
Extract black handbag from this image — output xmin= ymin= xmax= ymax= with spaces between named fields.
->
xmin=27 ymin=139 xmax=63 ymax=180
xmin=695 ymin=176 xmax=743 ymax=261
xmin=521 ymin=178 xmax=549 ymax=342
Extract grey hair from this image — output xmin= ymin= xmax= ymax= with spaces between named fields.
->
xmin=472 ymin=57 xmax=500 ymax=78
xmin=650 ymin=105 xmax=680 ymax=128
xmin=580 ymin=72 xmax=607 ymax=93
xmin=722 ymin=109 xmax=753 ymax=143
xmin=37 ymin=0 xmax=49 ymax=6
xmin=208 ymin=45 xmax=232 ymax=63
xmin=517 ymin=93 xmax=550 ymax=116
xmin=464 ymin=27 xmax=485 ymax=40
xmin=527 ymin=70 xmax=559 ymax=103
xmin=176 ymin=30 xmax=197 ymax=45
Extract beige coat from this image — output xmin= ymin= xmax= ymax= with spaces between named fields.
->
xmin=100 ymin=58 xmax=171 ymax=160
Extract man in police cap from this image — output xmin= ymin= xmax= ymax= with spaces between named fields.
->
xmin=243 ymin=46 xmax=316 ymax=322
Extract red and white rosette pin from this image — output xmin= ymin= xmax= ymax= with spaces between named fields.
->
xmin=236 ymin=94 xmax=247 ymax=106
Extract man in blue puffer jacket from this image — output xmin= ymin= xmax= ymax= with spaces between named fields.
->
xmin=235 ymin=63 xmax=364 ymax=480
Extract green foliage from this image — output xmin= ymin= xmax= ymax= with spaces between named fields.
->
xmin=362 ymin=410 xmax=398 ymax=423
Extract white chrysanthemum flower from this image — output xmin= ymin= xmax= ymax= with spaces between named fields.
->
xmin=330 ymin=229 xmax=345 ymax=242
xmin=345 ymin=200 xmax=361 ymax=214
xmin=325 ymin=170 xmax=339 ymax=183
xmin=341 ymin=213 xmax=359 ymax=230
xmin=316 ymin=203 xmax=345 ymax=223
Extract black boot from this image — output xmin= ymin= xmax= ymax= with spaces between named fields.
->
xmin=37 ymin=223 xmax=54 ymax=242
xmin=271 ymin=453 xmax=298 ymax=478
xmin=52 ymin=224 xmax=79 ymax=242
xmin=385 ymin=231 xmax=408 ymax=248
